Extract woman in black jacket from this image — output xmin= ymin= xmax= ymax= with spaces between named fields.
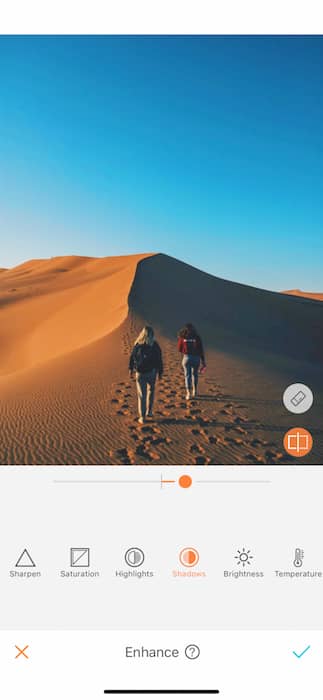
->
xmin=129 ymin=326 xmax=163 ymax=424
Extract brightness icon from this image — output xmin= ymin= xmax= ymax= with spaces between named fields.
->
xmin=235 ymin=548 xmax=253 ymax=567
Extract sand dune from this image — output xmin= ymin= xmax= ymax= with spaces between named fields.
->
xmin=0 ymin=254 xmax=151 ymax=375
xmin=282 ymin=289 xmax=323 ymax=302
xmin=0 ymin=253 xmax=322 ymax=466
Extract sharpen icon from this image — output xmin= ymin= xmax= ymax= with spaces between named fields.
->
xmin=15 ymin=549 xmax=36 ymax=568
xmin=70 ymin=548 xmax=90 ymax=567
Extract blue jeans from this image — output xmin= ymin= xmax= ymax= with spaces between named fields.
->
xmin=182 ymin=355 xmax=200 ymax=392
xmin=136 ymin=369 xmax=157 ymax=418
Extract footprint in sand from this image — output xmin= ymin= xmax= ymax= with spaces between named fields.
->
xmin=193 ymin=427 xmax=210 ymax=440
xmin=265 ymin=449 xmax=295 ymax=464
xmin=147 ymin=450 xmax=160 ymax=460
xmin=208 ymin=435 xmax=220 ymax=445
xmin=115 ymin=448 xmax=135 ymax=465
xmin=195 ymin=455 xmax=210 ymax=465
xmin=151 ymin=436 xmax=172 ymax=446
xmin=140 ymin=425 xmax=161 ymax=435
xmin=244 ymin=453 xmax=266 ymax=465
xmin=227 ymin=437 xmax=245 ymax=445
xmin=233 ymin=426 xmax=247 ymax=434
xmin=189 ymin=443 xmax=205 ymax=455
xmin=197 ymin=417 xmax=210 ymax=427
xmin=135 ymin=443 xmax=160 ymax=461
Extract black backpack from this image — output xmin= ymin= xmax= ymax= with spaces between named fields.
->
xmin=134 ymin=343 xmax=156 ymax=373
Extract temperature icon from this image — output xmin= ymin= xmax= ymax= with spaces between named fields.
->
xmin=293 ymin=548 xmax=304 ymax=568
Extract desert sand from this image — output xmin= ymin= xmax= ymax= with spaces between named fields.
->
xmin=0 ymin=253 xmax=322 ymax=465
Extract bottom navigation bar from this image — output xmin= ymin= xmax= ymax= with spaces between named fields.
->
xmin=1 ymin=630 xmax=319 ymax=700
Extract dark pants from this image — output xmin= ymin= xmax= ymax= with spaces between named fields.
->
xmin=182 ymin=354 xmax=200 ymax=392
xmin=136 ymin=369 xmax=157 ymax=418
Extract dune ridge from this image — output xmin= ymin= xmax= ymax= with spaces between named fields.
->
xmin=282 ymin=289 xmax=323 ymax=302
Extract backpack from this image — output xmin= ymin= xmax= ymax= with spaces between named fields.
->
xmin=134 ymin=343 xmax=156 ymax=373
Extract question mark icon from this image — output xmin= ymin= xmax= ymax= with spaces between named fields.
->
xmin=185 ymin=644 xmax=200 ymax=660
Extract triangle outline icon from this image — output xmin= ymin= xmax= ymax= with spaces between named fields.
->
xmin=15 ymin=549 xmax=36 ymax=568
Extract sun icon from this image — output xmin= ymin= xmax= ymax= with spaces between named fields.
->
xmin=235 ymin=548 xmax=253 ymax=567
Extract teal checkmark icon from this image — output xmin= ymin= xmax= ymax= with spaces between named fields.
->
xmin=292 ymin=645 xmax=311 ymax=659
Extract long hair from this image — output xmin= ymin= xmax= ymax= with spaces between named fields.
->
xmin=178 ymin=322 xmax=198 ymax=339
xmin=134 ymin=325 xmax=155 ymax=347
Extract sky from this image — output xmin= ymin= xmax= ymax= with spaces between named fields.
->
xmin=0 ymin=35 xmax=322 ymax=291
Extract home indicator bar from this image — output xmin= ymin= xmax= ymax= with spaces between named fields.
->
xmin=103 ymin=691 xmax=220 ymax=695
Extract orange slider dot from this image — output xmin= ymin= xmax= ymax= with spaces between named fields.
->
xmin=178 ymin=475 xmax=192 ymax=488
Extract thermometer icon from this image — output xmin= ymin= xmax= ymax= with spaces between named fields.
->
xmin=293 ymin=548 xmax=304 ymax=568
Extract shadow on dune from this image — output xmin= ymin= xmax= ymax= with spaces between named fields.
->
xmin=129 ymin=254 xmax=323 ymax=368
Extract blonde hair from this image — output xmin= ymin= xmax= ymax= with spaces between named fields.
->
xmin=134 ymin=325 xmax=155 ymax=347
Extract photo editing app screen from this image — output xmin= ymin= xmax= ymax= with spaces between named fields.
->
xmin=0 ymin=33 xmax=322 ymax=699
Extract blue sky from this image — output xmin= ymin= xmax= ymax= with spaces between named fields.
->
xmin=0 ymin=36 xmax=322 ymax=290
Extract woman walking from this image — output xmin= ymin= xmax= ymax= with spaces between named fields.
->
xmin=177 ymin=322 xmax=206 ymax=400
xmin=129 ymin=326 xmax=163 ymax=424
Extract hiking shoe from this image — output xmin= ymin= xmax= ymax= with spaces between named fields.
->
xmin=146 ymin=412 xmax=153 ymax=419
xmin=138 ymin=417 xmax=145 ymax=424
xmin=186 ymin=391 xmax=191 ymax=401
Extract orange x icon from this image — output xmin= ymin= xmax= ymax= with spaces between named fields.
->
xmin=15 ymin=645 xmax=29 ymax=659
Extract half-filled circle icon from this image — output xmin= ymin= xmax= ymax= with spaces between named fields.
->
xmin=125 ymin=547 xmax=145 ymax=567
xmin=179 ymin=547 xmax=199 ymax=567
